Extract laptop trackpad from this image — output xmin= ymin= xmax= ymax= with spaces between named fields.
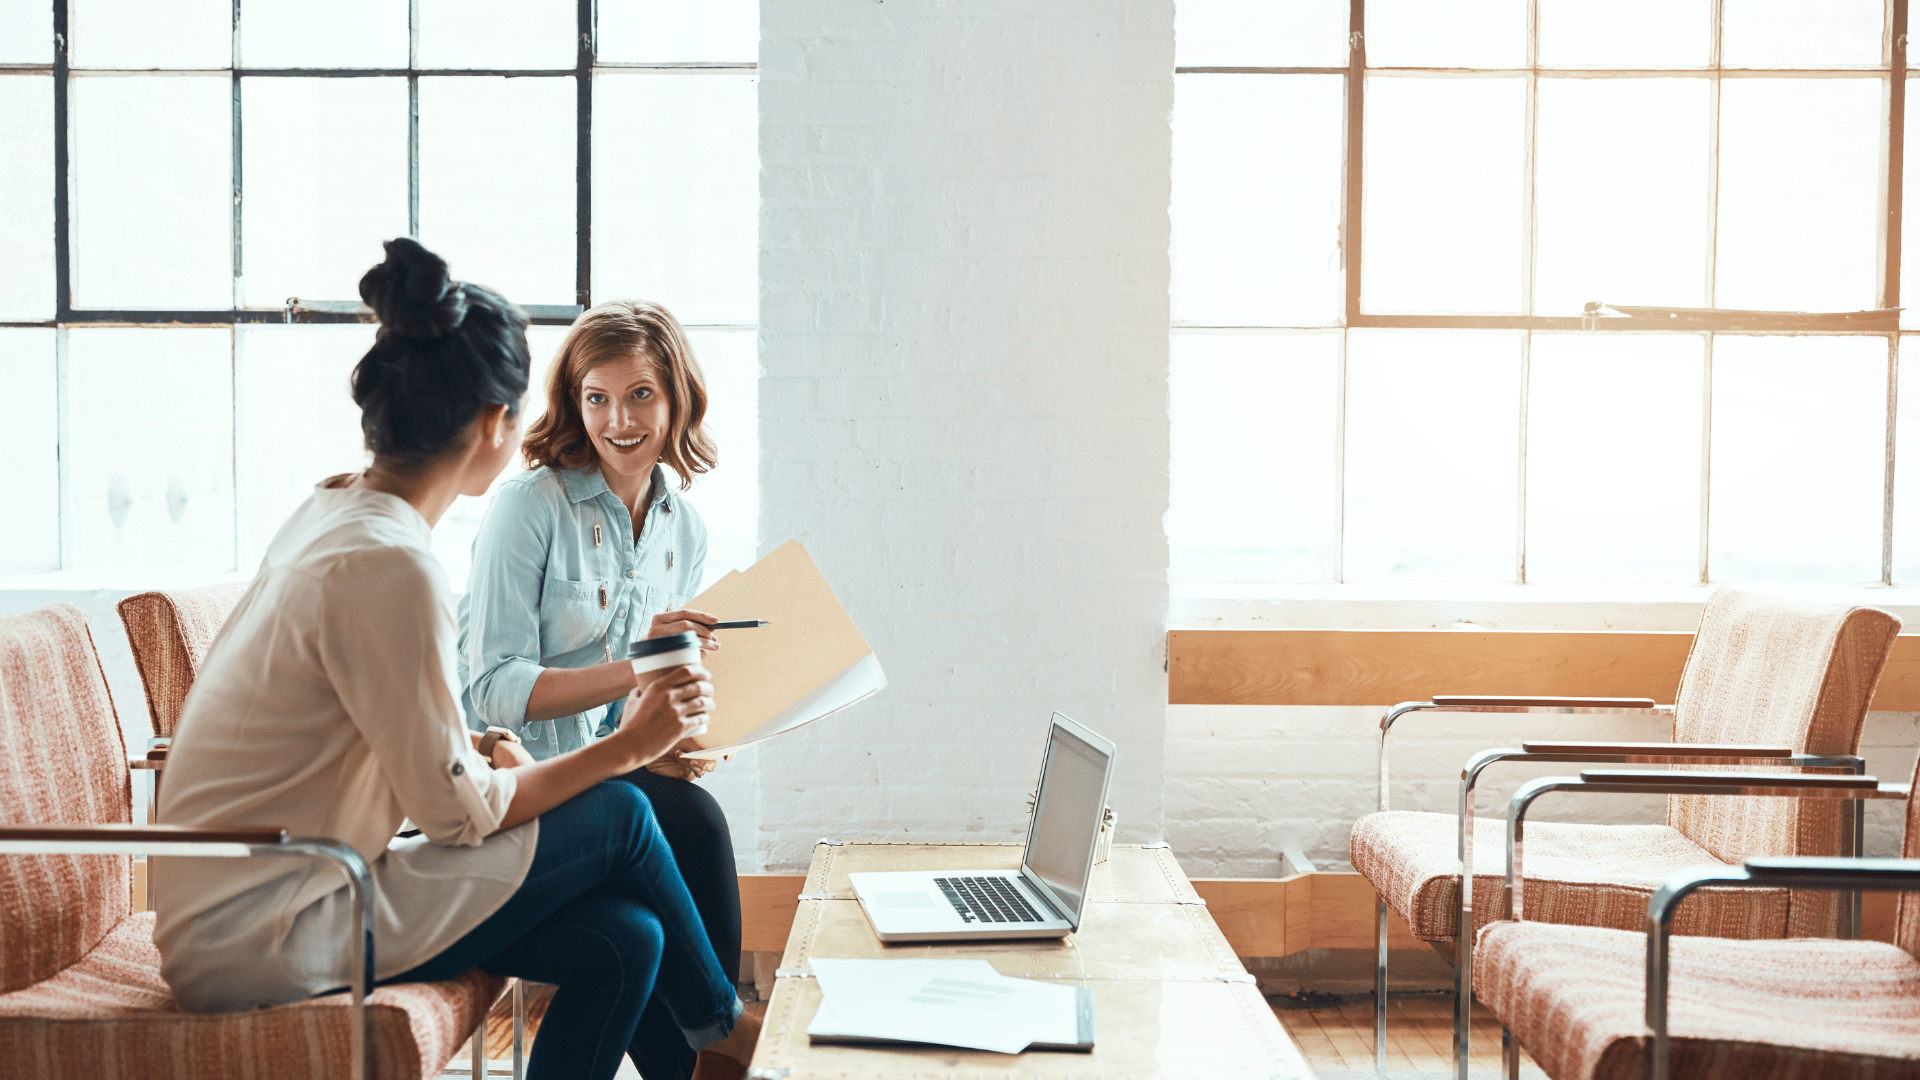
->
xmin=871 ymin=890 xmax=938 ymax=910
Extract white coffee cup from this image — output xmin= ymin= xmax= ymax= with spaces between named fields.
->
xmin=629 ymin=632 xmax=708 ymax=736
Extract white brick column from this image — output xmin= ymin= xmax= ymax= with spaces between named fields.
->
xmin=756 ymin=0 xmax=1174 ymax=869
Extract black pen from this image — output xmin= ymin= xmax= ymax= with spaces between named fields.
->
xmin=705 ymin=620 xmax=771 ymax=630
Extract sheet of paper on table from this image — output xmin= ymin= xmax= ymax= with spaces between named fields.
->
xmin=680 ymin=540 xmax=885 ymax=760
xmin=807 ymin=958 xmax=1093 ymax=1054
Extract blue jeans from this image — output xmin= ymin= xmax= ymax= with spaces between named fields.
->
xmin=390 ymin=783 xmax=739 ymax=1080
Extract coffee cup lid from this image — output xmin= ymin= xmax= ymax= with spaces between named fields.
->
xmin=630 ymin=632 xmax=700 ymax=660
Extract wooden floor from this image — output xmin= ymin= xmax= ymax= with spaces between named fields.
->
xmin=1272 ymin=993 xmax=1546 ymax=1078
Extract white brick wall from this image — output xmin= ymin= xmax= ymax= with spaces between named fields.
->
xmin=754 ymin=0 xmax=1175 ymax=871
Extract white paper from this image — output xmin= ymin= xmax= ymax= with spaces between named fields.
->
xmin=808 ymin=958 xmax=1080 ymax=1055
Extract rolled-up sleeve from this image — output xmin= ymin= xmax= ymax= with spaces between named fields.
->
xmin=320 ymin=547 xmax=513 ymax=846
xmin=461 ymin=479 xmax=554 ymax=732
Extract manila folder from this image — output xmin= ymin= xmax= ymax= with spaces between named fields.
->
xmin=680 ymin=540 xmax=884 ymax=758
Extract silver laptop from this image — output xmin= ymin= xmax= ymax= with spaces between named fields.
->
xmin=849 ymin=713 xmax=1116 ymax=942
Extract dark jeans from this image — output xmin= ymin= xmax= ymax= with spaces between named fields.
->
xmin=611 ymin=767 xmax=743 ymax=1079
xmin=390 ymin=782 xmax=737 ymax=1080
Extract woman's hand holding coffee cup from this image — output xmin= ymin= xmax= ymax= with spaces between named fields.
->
xmin=615 ymin=662 xmax=713 ymax=768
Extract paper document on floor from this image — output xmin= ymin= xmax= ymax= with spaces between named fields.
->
xmin=806 ymin=958 xmax=1094 ymax=1054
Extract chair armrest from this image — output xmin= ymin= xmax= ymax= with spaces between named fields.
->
xmin=1435 ymin=695 xmax=1659 ymax=709
xmin=1521 ymin=741 xmax=1791 ymax=758
xmin=1574 ymin=769 xmax=1896 ymax=795
xmin=130 ymin=744 xmax=169 ymax=772
xmin=1743 ymin=856 xmax=1920 ymax=886
xmin=0 ymin=823 xmax=374 ymax=1080
xmin=0 ymin=823 xmax=286 ymax=844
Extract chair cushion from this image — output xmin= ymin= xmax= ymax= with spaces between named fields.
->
xmin=1474 ymin=920 xmax=1920 ymax=1080
xmin=0 ymin=912 xmax=506 ymax=1080
xmin=1350 ymin=810 xmax=1790 ymax=941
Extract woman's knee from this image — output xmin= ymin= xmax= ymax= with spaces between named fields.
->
xmin=623 ymin=771 xmax=733 ymax=852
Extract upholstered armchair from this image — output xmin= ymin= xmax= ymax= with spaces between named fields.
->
xmin=1475 ymin=759 xmax=1920 ymax=1080
xmin=1348 ymin=588 xmax=1899 ymax=1076
xmin=0 ymin=604 xmax=508 ymax=1080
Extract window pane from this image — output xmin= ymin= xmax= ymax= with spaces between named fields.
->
xmin=1536 ymin=0 xmax=1711 ymax=68
xmin=682 ymin=328 xmax=759 ymax=589
xmin=0 ymin=75 xmax=55 ymax=320
xmin=0 ymin=329 xmax=58 ymax=573
xmin=419 ymin=76 xmax=575 ymax=305
xmin=1172 ymin=74 xmax=1342 ymax=326
xmin=240 ymin=0 xmax=408 ymax=68
xmin=598 ymin=0 xmax=758 ymax=64
xmin=1365 ymin=0 xmax=1525 ymax=69
xmin=66 ymin=328 xmax=235 ymax=570
xmin=72 ymin=0 xmax=230 ymax=69
xmin=1526 ymin=334 xmax=1703 ymax=582
xmin=1174 ymin=0 xmax=1347 ymax=68
xmin=432 ymin=324 xmax=567 ymax=593
xmin=593 ymin=72 xmax=755 ymax=324
xmin=241 ymin=77 xmax=408 ymax=307
xmin=1722 ymin=0 xmax=1885 ymax=68
xmin=1534 ymin=78 xmax=1710 ymax=314
xmin=71 ymin=74 xmax=232 ymax=308
xmin=0 ymin=1 xmax=52 ymax=64
xmin=1709 ymin=335 xmax=1884 ymax=581
xmin=237 ymin=325 xmax=371 ymax=560
xmin=1363 ymin=76 xmax=1524 ymax=314
xmin=1344 ymin=332 xmax=1521 ymax=581
xmin=1170 ymin=332 xmax=1339 ymax=583
xmin=1903 ymin=77 xmax=1920 ymax=329
xmin=1894 ymin=340 xmax=1920 ymax=580
xmin=418 ymin=0 xmax=574 ymax=69
xmin=1715 ymin=78 xmax=1881 ymax=312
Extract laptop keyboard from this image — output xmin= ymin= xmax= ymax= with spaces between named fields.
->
xmin=933 ymin=876 xmax=1046 ymax=923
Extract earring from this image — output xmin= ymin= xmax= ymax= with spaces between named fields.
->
xmin=494 ymin=435 xmax=503 ymax=447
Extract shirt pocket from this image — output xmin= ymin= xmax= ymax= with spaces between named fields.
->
xmin=539 ymin=576 xmax=609 ymax=656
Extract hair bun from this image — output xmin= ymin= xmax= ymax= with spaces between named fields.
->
xmin=359 ymin=237 xmax=471 ymax=339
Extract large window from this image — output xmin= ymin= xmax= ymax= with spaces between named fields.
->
xmin=1171 ymin=0 xmax=1920 ymax=588
xmin=0 ymin=0 xmax=758 ymax=591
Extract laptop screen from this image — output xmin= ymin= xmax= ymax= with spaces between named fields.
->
xmin=1020 ymin=717 xmax=1113 ymax=922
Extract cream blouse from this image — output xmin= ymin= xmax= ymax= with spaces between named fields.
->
xmin=152 ymin=479 xmax=537 ymax=1014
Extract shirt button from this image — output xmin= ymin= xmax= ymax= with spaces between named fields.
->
xmin=617 ymin=609 xmax=626 ymax=616
xmin=626 ymin=570 xmax=634 ymax=577
xmin=451 ymin=762 xmax=465 ymax=776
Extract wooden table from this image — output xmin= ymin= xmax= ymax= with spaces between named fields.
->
xmin=746 ymin=842 xmax=1315 ymax=1080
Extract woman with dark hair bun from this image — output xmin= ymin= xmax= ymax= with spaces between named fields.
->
xmin=152 ymin=239 xmax=757 ymax=1080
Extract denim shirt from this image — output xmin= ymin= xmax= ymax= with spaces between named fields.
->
xmin=457 ymin=464 xmax=707 ymax=759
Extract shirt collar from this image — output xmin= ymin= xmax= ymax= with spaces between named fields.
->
xmin=560 ymin=464 xmax=674 ymax=513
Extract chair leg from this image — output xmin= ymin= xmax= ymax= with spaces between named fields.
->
xmin=471 ymin=1004 xmax=485 ymax=1079
xmin=512 ymin=980 xmax=526 ymax=1079
xmin=1503 ymin=1023 xmax=1520 ymax=1080
xmin=1375 ymin=897 xmax=1389 ymax=1078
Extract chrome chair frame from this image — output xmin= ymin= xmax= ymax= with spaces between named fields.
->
xmin=1644 ymin=857 xmax=1920 ymax=1080
xmin=1373 ymin=697 xmax=1862 ymax=1080
xmin=0 ymin=826 xmax=374 ymax=1080
xmin=131 ymin=749 xmax=527 ymax=1080
xmin=1498 ymin=772 xmax=1908 ymax=1080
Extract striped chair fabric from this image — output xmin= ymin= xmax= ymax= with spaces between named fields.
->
xmin=1351 ymin=588 xmax=1900 ymax=943
xmin=116 ymin=583 xmax=248 ymax=739
xmin=0 ymin=604 xmax=506 ymax=1080
xmin=1473 ymin=751 xmax=1920 ymax=1080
